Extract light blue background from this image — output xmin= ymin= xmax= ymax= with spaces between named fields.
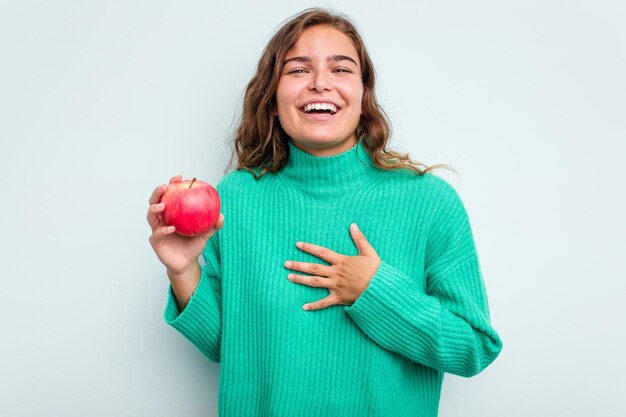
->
xmin=1 ymin=1 xmax=624 ymax=416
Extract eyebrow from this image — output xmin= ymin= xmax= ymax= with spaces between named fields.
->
xmin=283 ymin=54 xmax=358 ymax=67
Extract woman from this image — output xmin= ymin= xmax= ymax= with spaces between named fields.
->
xmin=147 ymin=8 xmax=502 ymax=416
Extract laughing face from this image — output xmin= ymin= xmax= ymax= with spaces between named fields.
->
xmin=276 ymin=25 xmax=364 ymax=157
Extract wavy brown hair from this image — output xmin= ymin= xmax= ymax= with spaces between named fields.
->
xmin=227 ymin=8 xmax=456 ymax=179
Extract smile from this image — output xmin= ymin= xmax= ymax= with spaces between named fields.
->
xmin=299 ymin=102 xmax=340 ymax=115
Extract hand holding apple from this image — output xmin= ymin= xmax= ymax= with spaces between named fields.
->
xmin=147 ymin=175 xmax=224 ymax=276
xmin=161 ymin=177 xmax=221 ymax=236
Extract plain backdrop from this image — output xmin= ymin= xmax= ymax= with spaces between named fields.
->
xmin=1 ymin=0 xmax=624 ymax=416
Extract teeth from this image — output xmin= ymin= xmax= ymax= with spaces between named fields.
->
xmin=303 ymin=103 xmax=338 ymax=113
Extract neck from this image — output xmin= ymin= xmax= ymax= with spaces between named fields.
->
xmin=289 ymin=137 xmax=358 ymax=157
xmin=279 ymin=138 xmax=381 ymax=199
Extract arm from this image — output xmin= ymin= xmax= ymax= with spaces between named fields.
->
xmin=164 ymin=230 xmax=223 ymax=362
xmin=345 ymin=181 xmax=502 ymax=377
xmin=167 ymin=262 xmax=202 ymax=312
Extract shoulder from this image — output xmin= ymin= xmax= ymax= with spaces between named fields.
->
xmin=385 ymin=171 xmax=471 ymax=233
xmin=416 ymin=174 xmax=473 ymax=240
xmin=216 ymin=168 xmax=272 ymax=195
xmin=419 ymin=173 xmax=464 ymax=208
xmin=380 ymin=170 xmax=463 ymax=207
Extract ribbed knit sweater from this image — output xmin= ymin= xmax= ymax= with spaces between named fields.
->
xmin=164 ymin=139 xmax=502 ymax=417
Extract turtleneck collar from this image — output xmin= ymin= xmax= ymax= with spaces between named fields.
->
xmin=279 ymin=139 xmax=381 ymax=198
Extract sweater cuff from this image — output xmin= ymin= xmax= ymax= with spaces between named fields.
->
xmin=345 ymin=259 xmax=426 ymax=313
xmin=163 ymin=272 xmax=221 ymax=361
xmin=344 ymin=260 xmax=440 ymax=344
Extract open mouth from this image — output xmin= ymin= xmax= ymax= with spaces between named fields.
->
xmin=300 ymin=102 xmax=340 ymax=115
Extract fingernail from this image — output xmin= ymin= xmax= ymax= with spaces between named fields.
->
xmin=350 ymin=223 xmax=359 ymax=232
xmin=296 ymin=242 xmax=303 ymax=249
xmin=284 ymin=261 xmax=292 ymax=268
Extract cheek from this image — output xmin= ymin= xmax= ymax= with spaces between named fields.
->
xmin=351 ymin=88 xmax=364 ymax=117
xmin=274 ymin=89 xmax=292 ymax=129
xmin=343 ymin=81 xmax=364 ymax=110
xmin=275 ymin=83 xmax=297 ymax=114
xmin=275 ymin=86 xmax=285 ymax=111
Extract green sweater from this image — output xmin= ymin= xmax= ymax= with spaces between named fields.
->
xmin=164 ymin=139 xmax=502 ymax=416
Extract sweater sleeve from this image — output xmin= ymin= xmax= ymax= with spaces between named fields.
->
xmin=344 ymin=180 xmax=502 ymax=377
xmin=163 ymin=229 xmax=222 ymax=362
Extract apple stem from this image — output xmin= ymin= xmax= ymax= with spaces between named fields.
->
xmin=189 ymin=178 xmax=197 ymax=189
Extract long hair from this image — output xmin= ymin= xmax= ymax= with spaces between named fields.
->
xmin=227 ymin=8 xmax=456 ymax=179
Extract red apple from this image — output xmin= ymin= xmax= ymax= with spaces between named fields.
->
xmin=160 ymin=177 xmax=220 ymax=237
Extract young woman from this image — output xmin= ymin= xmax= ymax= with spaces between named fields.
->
xmin=147 ymin=8 xmax=502 ymax=416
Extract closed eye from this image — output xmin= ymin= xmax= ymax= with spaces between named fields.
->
xmin=287 ymin=68 xmax=308 ymax=74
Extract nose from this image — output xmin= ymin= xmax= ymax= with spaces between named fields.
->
xmin=309 ymin=71 xmax=331 ymax=93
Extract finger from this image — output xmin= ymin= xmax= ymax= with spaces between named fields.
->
xmin=349 ymin=223 xmax=375 ymax=256
xmin=295 ymin=241 xmax=341 ymax=264
xmin=288 ymin=273 xmax=335 ymax=290
xmin=148 ymin=183 xmax=168 ymax=205
xmin=284 ymin=260 xmax=333 ymax=277
xmin=148 ymin=225 xmax=176 ymax=247
xmin=303 ymin=294 xmax=339 ymax=311
xmin=146 ymin=202 xmax=166 ymax=231
xmin=169 ymin=174 xmax=182 ymax=185
xmin=214 ymin=213 xmax=225 ymax=230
